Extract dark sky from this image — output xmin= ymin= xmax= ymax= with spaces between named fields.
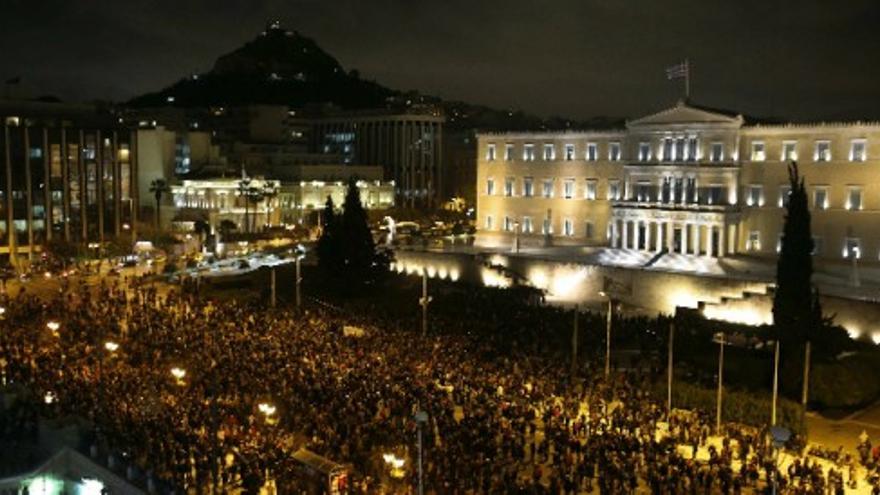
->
xmin=2 ymin=0 xmax=879 ymax=121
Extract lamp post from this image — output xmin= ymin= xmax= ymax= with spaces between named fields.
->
xmin=571 ymin=304 xmax=579 ymax=379
xmin=295 ymin=244 xmax=305 ymax=309
xmin=414 ymin=410 xmax=428 ymax=495
xmin=713 ymin=332 xmax=726 ymax=434
xmin=667 ymin=321 xmax=675 ymax=419
xmin=270 ymin=267 xmax=276 ymax=308
xmin=769 ymin=426 xmax=791 ymax=495
xmin=772 ymin=340 xmax=780 ymax=426
xmin=419 ymin=269 xmax=431 ymax=337
xmin=599 ymin=291 xmax=613 ymax=379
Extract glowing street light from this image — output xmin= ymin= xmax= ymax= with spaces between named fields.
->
xmin=258 ymin=402 xmax=277 ymax=424
xmin=104 ymin=341 xmax=119 ymax=353
xmin=170 ymin=367 xmax=186 ymax=385
xmin=44 ymin=391 xmax=56 ymax=404
xmin=46 ymin=321 xmax=60 ymax=332
xmin=382 ymin=453 xmax=406 ymax=479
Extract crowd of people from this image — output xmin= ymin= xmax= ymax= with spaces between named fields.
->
xmin=1 ymin=270 xmax=880 ymax=494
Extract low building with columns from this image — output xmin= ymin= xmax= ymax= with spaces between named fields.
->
xmin=476 ymin=101 xmax=880 ymax=267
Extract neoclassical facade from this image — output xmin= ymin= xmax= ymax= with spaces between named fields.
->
xmin=476 ymin=101 xmax=880 ymax=265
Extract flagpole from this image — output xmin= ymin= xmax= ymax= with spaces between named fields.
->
xmin=684 ymin=58 xmax=690 ymax=100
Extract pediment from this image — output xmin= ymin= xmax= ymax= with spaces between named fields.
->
xmin=628 ymin=101 xmax=743 ymax=128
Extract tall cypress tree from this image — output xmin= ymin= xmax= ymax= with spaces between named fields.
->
xmin=316 ymin=195 xmax=342 ymax=275
xmin=341 ymin=178 xmax=389 ymax=287
xmin=773 ymin=161 xmax=814 ymax=346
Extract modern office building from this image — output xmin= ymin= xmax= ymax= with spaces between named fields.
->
xmin=477 ymin=100 xmax=880 ymax=266
xmin=0 ymin=100 xmax=138 ymax=266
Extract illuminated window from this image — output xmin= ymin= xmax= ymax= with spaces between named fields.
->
xmin=686 ymin=136 xmax=698 ymax=161
xmin=522 ymin=216 xmax=533 ymax=233
xmin=586 ymin=142 xmax=598 ymax=161
xmin=608 ymin=180 xmax=621 ymax=200
xmin=523 ymin=144 xmax=536 ymax=161
xmin=542 ymin=179 xmax=554 ymax=198
xmin=563 ymin=218 xmax=574 ymax=236
xmin=851 ymin=139 xmax=866 ymax=162
xmin=778 ymin=185 xmax=791 ymax=208
xmin=782 ymin=141 xmax=798 ymax=161
xmin=563 ymin=179 xmax=575 ymax=199
xmin=635 ymin=181 xmax=652 ymax=202
xmin=523 ymin=177 xmax=534 ymax=197
xmin=504 ymin=144 xmax=514 ymax=161
xmin=503 ymin=216 xmax=514 ymax=232
xmin=486 ymin=143 xmax=496 ymax=161
xmin=846 ymin=186 xmax=863 ymax=210
xmin=638 ymin=142 xmax=651 ymax=162
xmin=542 ymin=218 xmax=552 ymax=235
xmin=751 ymin=141 xmax=766 ymax=161
xmin=662 ymin=138 xmax=674 ymax=161
xmin=609 ymin=142 xmax=621 ymax=161
xmin=29 ymin=147 xmax=43 ymax=159
xmin=504 ymin=177 xmax=515 ymax=197
xmin=815 ymin=140 xmax=831 ymax=162
xmin=564 ymin=143 xmax=575 ymax=161
xmin=486 ymin=178 xmax=495 ymax=196
xmin=5 ymin=116 xmax=20 ymax=126
xmin=747 ymin=185 xmax=763 ymax=207
xmin=813 ymin=187 xmax=828 ymax=210
xmin=585 ymin=179 xmax=597 ymax=200
xmin=747 ymin=230 xmax=761 ymax=251
xmin=543 ymin=144 xmax=555 ymax=160
xmin=485 ymin=215 xmax=493 ymax=230
xmin=710 ymin=142 xmax=724 ymax=162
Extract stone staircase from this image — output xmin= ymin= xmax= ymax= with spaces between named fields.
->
xmin=698 ymin=283 xmax=775 ymax=326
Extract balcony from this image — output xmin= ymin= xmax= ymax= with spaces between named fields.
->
xmin=612 ymin=199 xmax=738 ymax=213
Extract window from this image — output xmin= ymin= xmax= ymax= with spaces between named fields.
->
xmin=843 ymin=238 xmax=861 ymax=259
xmin=782 ymin=141 xmax=798 ymax=161
xmin=812 ymin=236 xmax=822 ymax=256
xmin=813 ymin=187 xmax=828 ymax=210
xmin=586 ymin=142 xmax=598 ymax=161
xmin=486 ymin=143 xmax=496 ymax=161
xmin=563 ymin=179 xmax=575 ymax=199
xmin=523 ymin=144 xmax=536 ymax=161
xmin=585 ymin=179 xmax=597 ymax=200
xmin=542 ymin=179 xmax=554 ymax=198
xmin=543 ymin=143 xmax=555 ymax=161
xmin=503 ymin=216 xmax=514 ymax=232
xmin=710 ymin=142 xmax=724 ymax=162
xmin=564 ymin=144 xmax=575 ymax=161
xmin=635 ymin=181 xmax=653 ymax=202
xmin=815 ymin=141 xmax=831 ymax=162
xmin=751 ymin=141 xmax=766 ymax=161
xmin=662 ymin=138 xmax=674 ymax=161
xmin=851 ymin=139 xmax=867 ymax=162
xmin=609 ymin=142 xmax=621 ymax=161
xmin=485 ymin=215 xmax=493 ymax=230
xmin=747 ymin=230 xmax=761 ymax=252
xmin=638 ymin=142 xmax=651 ymax=162
xmin=504 ymin=177 xmax=515 ymax=197
xmin=778 ymin=185 xmax=791 ymax=208
xmin=686 ymin=136 xmax=698 ymax=161
xmin=585 ymin=221 xmax=595 ymax=239
xmin=542 ymin=218 xmax=552 ymax=235
xmin=504 ymin=144 xmax=514 ymax=161
xmin=29 ymin=147 xmax=42 ymax=159
xmin=747 ymin=185 xmax=763 ymax=207
xmin=563 ymin=218 xmax=574 ymax=237
xmin=486 ymin=178 xmax=495 ymax=196
xmin=847 ymin=186 xmax=863 ymax=210
xmin=523 ymin=177 xmax=534 ymax=197
xmin=522 ymin=217 xmax=533 ymax=233
xmin=607 ymin=180 xmax=621 ymax=200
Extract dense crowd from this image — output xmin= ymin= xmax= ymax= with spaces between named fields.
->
xmin=1 ymin=273 xmax=880 ymax=494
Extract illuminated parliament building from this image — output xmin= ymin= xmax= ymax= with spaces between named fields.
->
xmin=477 ymin=101 xmax=880 ymax=266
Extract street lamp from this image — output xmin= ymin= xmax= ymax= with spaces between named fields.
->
xmin=170 ymin=367 xmax=186 ymax=386
xmin=46 ymin=321 xmax=60 ymax=334
xmin=598 ymin=291 xmax=613 ymax=378
xmin=258 ymin=401 xmax=277 ymax=425
xmin=712 ymin=332 xmax=726 ymax=434
xmin=294 ymin=244 xmax=306 ymax=309
xmin=104 ymin=341 xmax=119 ymax=353
xmin=414 ymin=410 xmax=428 ymax=495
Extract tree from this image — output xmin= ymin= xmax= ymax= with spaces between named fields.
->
xmin=219 ymin=219 xmax=237 ymax=239
xmin=773 ymin=161 xmax=814 ymax=347
xmin=149 ymin=178 xmax=170 ymax=230
xmin=237 ymin=178 xmax=252 ymax=233
xmin=194 ymin=220 xmax=211 ymax=252
xmin=316 ymin=195 xmax=342 ymax=275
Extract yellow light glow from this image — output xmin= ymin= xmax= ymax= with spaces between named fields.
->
xmin=481 ymin=268 xmax=511 ymax=288
xmin=104 ymin=341 xmax=119 ymax=352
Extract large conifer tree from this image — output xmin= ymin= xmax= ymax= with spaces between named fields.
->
xmin=773 ymin=162 xmax=813 ymax=345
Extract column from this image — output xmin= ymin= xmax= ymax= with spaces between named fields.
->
xmin=655 ymin=222 xmax=663 ymax=252
xmin=666 ymin=221 xmax=674 ymax=252
xmin=61 ymin=127 xmax=70 ymax=242
xmin=621 ymin=220 xmax=629 ymax=249
xmin=692 ymin=224 xmax=701 ymax=255
xmin=612 ymin=220 xmax=619 ymax=248
xmin=24 ymin=128 xmax=34 ymax=260
xmin=719 ymin=223 xmax=727 ymax=257
xmin=644 ymin=220 xmax=652 ymax=252
xmin=706 ymin=225 xmax=715 ymax=257
xmin=43 ymin=128 xmax=51 ymax=243
xmin=680 ymin=223 xmax=688 ymax=254
xmin=728 ymin=224 xmax=737 ymax=255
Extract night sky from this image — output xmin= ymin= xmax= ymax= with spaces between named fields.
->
xmin=2 ymin=0 xmax=879 ymax=121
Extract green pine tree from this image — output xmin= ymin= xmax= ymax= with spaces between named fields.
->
xmin=773 ymin=161 xmax=814 ymax=347
xmin=340 ymin=178 xmax=390 ymax=288
xmin=316 ymin=195 xmax=342 ymax=275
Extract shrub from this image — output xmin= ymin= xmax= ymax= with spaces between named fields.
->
xmin=809 ymin=353 xmax=880 ymax=408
